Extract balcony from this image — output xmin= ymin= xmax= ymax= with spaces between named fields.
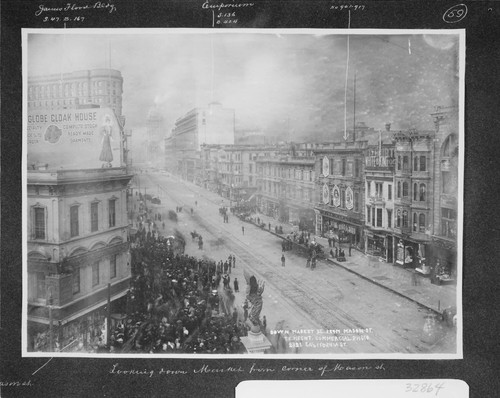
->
xmin=368 ymin=195 xmax=386 ymax=206
xmin=365 ymin=156 xmax=395 ymax=171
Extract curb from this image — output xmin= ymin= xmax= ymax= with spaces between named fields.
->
xmin=324 ymin=257 xmax=442 ymax=316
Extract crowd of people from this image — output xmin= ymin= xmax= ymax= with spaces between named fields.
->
xmin=108 ymin=235 xmax=249 ymax=354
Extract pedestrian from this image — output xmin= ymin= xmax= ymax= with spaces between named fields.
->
xmin=242 ymin=226 xmax=245 ymax=235
xmin=232 ymin=255 xmax=236 ymax=268
xmin=335 ymin=247 xmax=338 ymax=258
xmin=349 ymin=244 xmax=352 ymax=256
xmin=243 ymin=301 xmax=248 ymax=322
xmin=262 ymin=315 xmax=267 ymax=332
xmin=268 ymin=223 xmax=271 ymax=230
xmin=281 ymin=254 xmax=285 ymax=267
xmin=306 ymin=257 xmax=311 ymax=268
xmin=330 ymin=249 xmax=334 ymax=258
xmin=233 ymin=278 xmax=239 ymax=292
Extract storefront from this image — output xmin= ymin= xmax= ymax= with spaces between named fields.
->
xmin=394 ymin=237 xmax=428 ymax=271
xmin=319 ymin=211 xmax=363 ymax=247
xmin=365 ymin=231 xmax=386 ymax=257
xmin=429 ymin=238 xmax=457 ymax=285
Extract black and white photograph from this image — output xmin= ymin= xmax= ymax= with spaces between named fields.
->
xmin=23 ymin=28 xmax=464 ymax=359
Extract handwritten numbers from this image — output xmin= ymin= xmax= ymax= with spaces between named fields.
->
xmin=405 ymin=382 xmax=445 ymax=396
xmin=443 ymin=4 xmax=468 ymax=23
xmin=330 ymin=4 xmax=366 ymax=11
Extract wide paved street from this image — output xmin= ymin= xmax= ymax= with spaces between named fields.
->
xmin=131 ymin=171 xmax=454 ymax=355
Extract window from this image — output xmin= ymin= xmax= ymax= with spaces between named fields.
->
xmin=110 ymin=255 xmax=117 ymax=279
xmin=372 ymin=206 xmax=376 ymax=225
xmin=341 ymin=189 xmax=346 ymax=208
xmin=341 ymin=159 xmax=347 ymax=176
xmin=419 ymin=184 xmax=426 ymax=201
xmin=36 ymin=272 xmax=46 ymax=299
xmin=419 ymin=213 xmax=426 ymax=233
xmin=108 ymin=199 xmax=116 ymax=227
xmin=376 ymin=208 xmax=382 ymax=227
xmin=402 ymin=210 xmax=409 ymax=228
xmin=413 ymin=183 xmax=418 ymax=201
xmin=34 ymin=207 xmax=46 ymax=239
xmin=90 ymin=202 xmax=99 ymax=232
xmin=441 ymin=208 xmax=457 ymax=238
xmin=354 ymin=158 xmax=360 ymax=177
xmin=396 ymin=209 xmax=401 ymax=227
xmin=375 ymin=183 xmax=383 ymax=197
xmin=413 ymin=213 xmax=418 ymax=231
xmin=354 ymin=192 xmax=359 ymax=212
xmin=73 ymin=269 xmax=80 ymax=294
xmin=402 ymin=182 xmax=409 ymax=197
xmin=367 ymin=207 xmax=371 ymax=223
xmin=388 ymin=184 xmax=392 ymax=200
xmin=397 ymin=156 xmax=401 ymax=170
xmin=92 ymin=262 xmax=100 ymax=287
xmin=420 ymin=156 xmax=426 ymax=171
xmin=414 ymin=156 xmax=419 ymax=171
xmin=387 ymin=209 xmax=392 ymax=228
xmin=70 ymin=205 xmax=79 ymax=237
xmin=403 ymin=155 xmax=409 ymax=171
xmin=397 ymin=182 xmax=401 ymax=198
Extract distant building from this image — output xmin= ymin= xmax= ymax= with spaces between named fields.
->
xmin=257 ymin=155 xmax=316 ymax=230
xmin=146 ymin=106 xmax=165 ymax=165
xmin=165 ymin=102 xmax=235 ymax=181
xmin=28 ymin=69 xmax=125 ymax=125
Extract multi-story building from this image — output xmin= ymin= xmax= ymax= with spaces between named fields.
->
xmin=200 ymin=144 xmax=279 ymax=204
xmin=429 ymin=106 xmax=459 ymax=284
xmin=392 ymin=128 xmax=435 ymax=271
xmin=314 ymin=141 xmax=366 ymax=247
xmin=28 ymin=69 xmax=124 ymax=125
xmin=26 ymin=106 xmax=133 ymax=352
xmin=363 ymin=126 xmax=396 ymax=262
xmin=257 ymin=154 xmax=316 ymax=229
xmin=145 ymin=106 xmax=165 ymax=166
xmin=164 ymin=102 xmax=235 ymax=180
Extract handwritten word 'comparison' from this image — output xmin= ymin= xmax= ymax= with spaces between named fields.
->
xmin=35 ymin=2 xmax=117 ymax=16
xmin=202 ymin=1 xmax=254 ymax=11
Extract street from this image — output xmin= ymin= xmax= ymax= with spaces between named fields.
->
xmin=131 ymin=171 xmax=455 ymax=354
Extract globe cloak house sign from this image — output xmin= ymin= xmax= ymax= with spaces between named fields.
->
xmin=27 ymin=108 xmax=122 ymax=170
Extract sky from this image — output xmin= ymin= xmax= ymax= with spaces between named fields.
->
xmin=27 ymin=30 xmax=461 ymax=146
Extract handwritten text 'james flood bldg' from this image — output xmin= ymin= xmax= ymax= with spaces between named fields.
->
xmin=26 ymin=70 xmax=133 ymax=352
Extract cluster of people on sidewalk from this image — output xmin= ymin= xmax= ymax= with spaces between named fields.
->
xmin=108 ymin=237 xmax=247 ymax=354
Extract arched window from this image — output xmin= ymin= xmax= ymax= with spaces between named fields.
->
xmin=403 ymin=182 xmax=409 ymax=197
xmin=420 ymin=156 xmax=426 ymax=171
xmin=413 ymin=183 xmax=418 ymax=201
xmin=397 ymin=181 xmax=401 ymax=198
xmin=413 ymin=213 xmax=418 ymax=231
xmin=403 ymin=156 xmax=409 ymax=171
xmin=419 ymin=184 xmax=426 ymax=201
xmin=414 ymin=156 xmax=419 ymax=171
xmin=396 ymin=209 xmax=401 ymax=227
xmin=402 ymin=210 xmax=409 ymax=227
xmin=419 ymin=213 xmax=426 ymax=232
xmin=397 ymin=156 xmax=401 ymax=170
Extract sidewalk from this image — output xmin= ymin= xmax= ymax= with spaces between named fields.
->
xmin=167 ymin=175 xmax=457 ymax=316
xmin=249 ymin=211 xmax=457 ymax=316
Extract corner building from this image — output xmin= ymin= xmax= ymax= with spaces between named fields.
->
xmin=26 ymin=107 xmax=133 ymax=352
